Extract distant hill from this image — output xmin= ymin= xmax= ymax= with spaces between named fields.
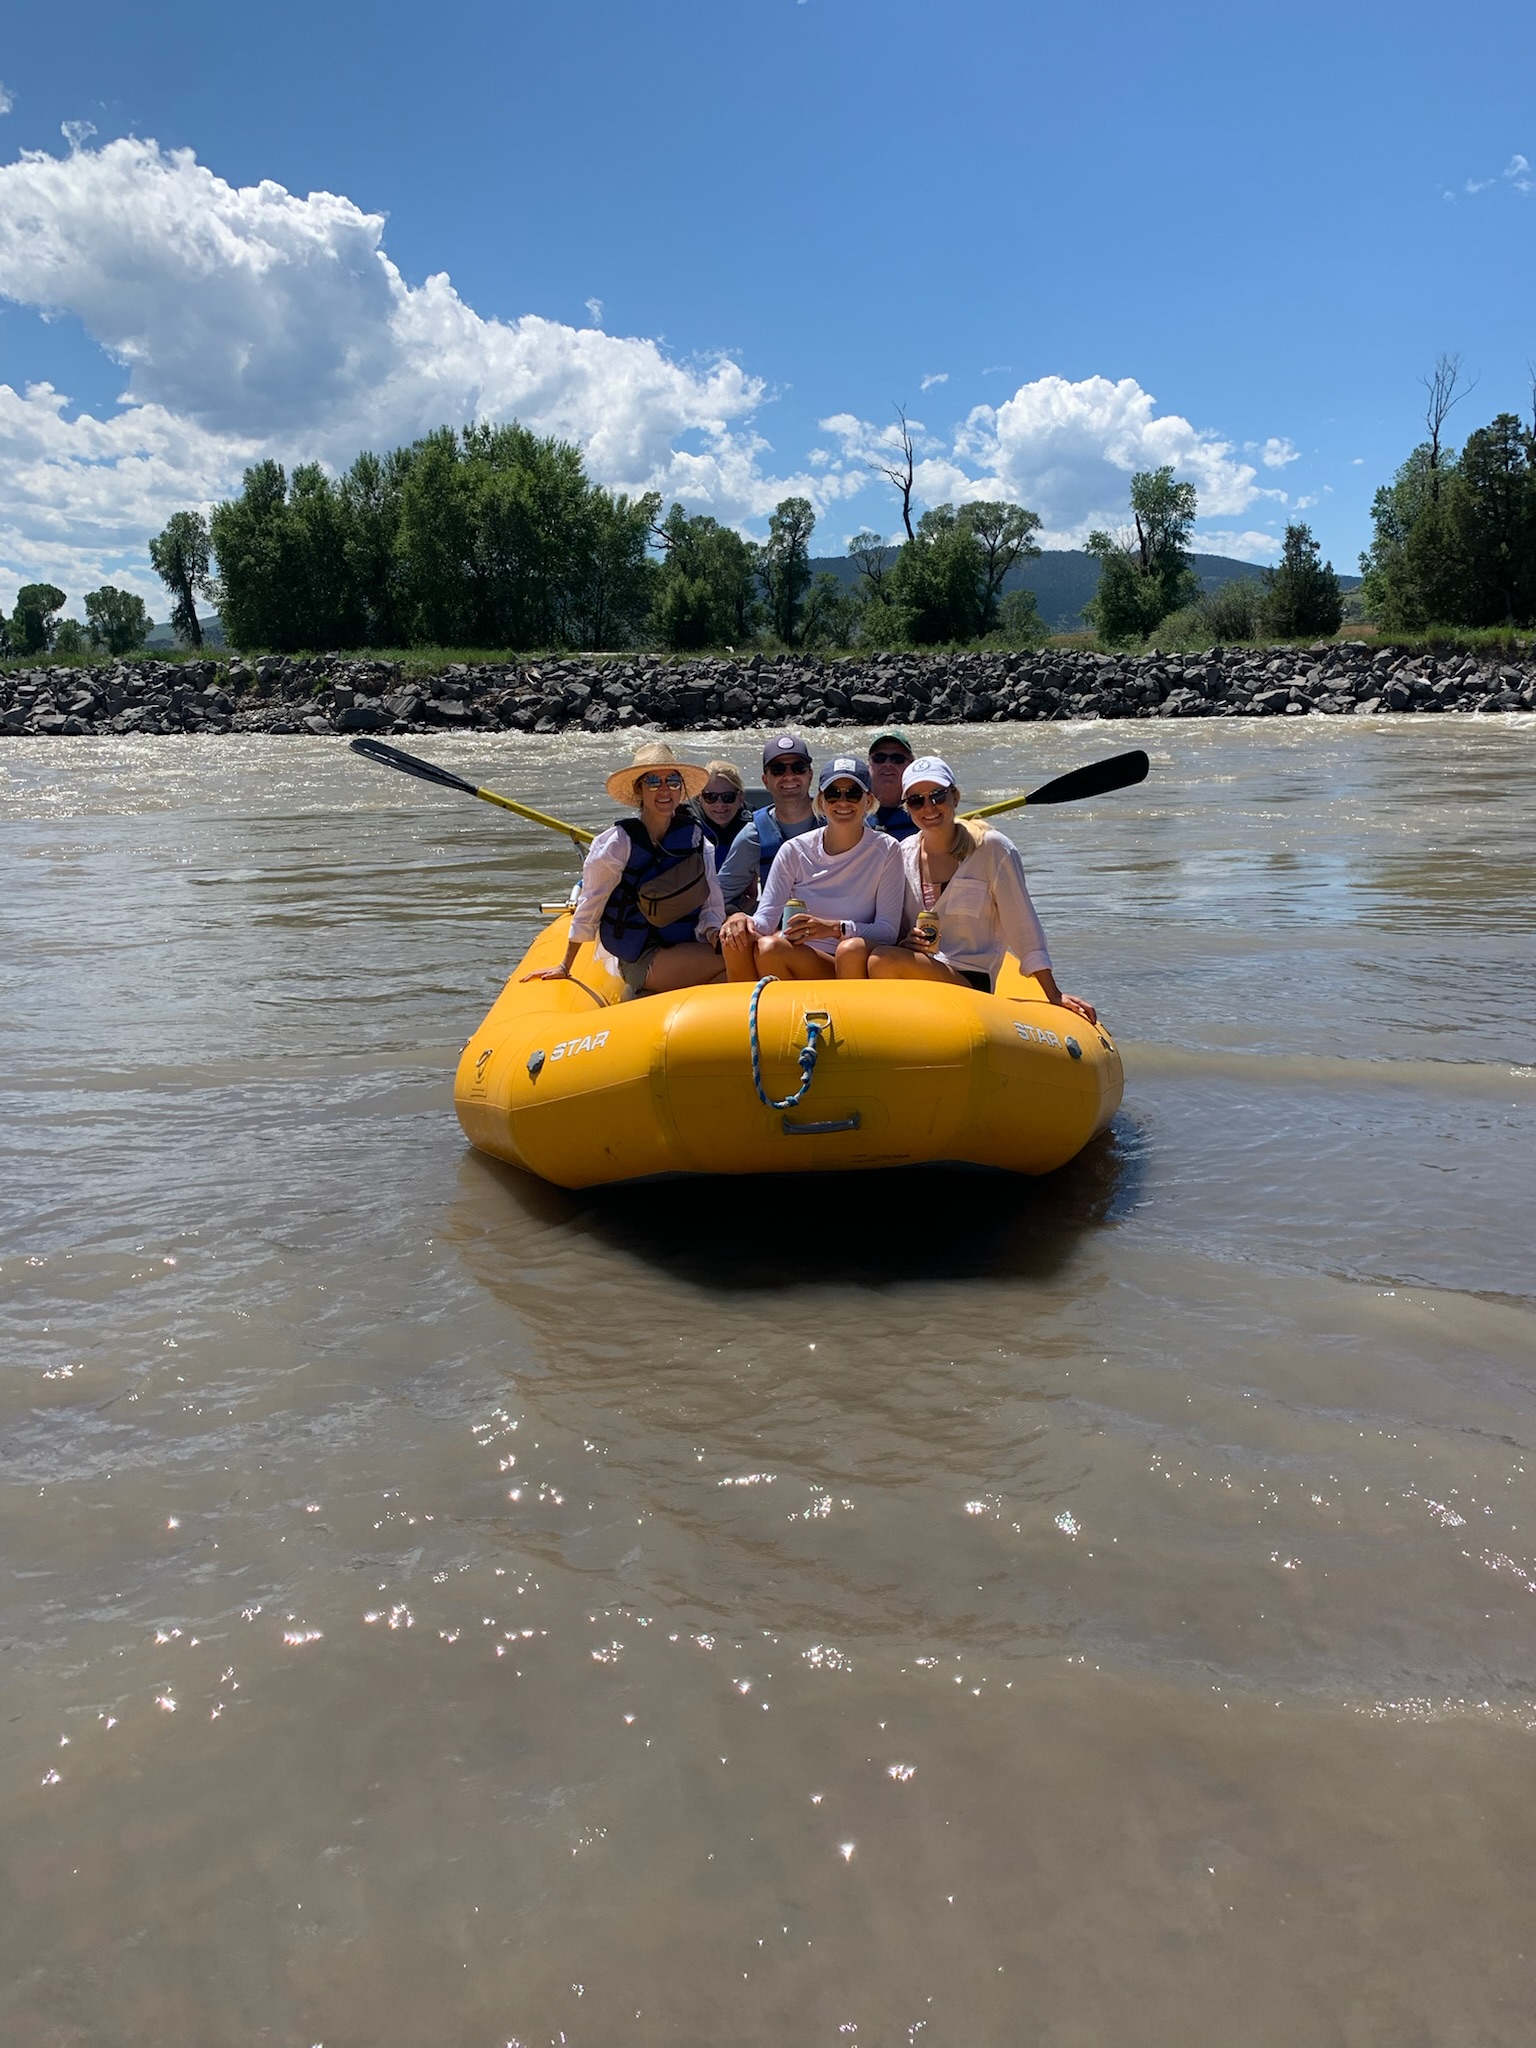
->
xmin=145 ymin=614 xmax=226 ymax=650
xmin=812 ymin=547 xmax=1362 ymax=632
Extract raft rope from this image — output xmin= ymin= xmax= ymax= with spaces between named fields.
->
xmin=747 ymin=976 xmax=829 ymax=1111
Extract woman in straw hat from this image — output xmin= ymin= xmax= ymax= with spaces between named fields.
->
xmin=524 ymin=742 xmax=727 ymax=998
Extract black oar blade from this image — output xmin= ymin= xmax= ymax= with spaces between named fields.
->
xmin=1024 ymin=749 xmax=1149 ymax=808
xmin=349 ymin=735 xmax=480 ymax=799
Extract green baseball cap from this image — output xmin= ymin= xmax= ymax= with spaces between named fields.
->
xmin=867 ymin=731 xmax=913 ymax=756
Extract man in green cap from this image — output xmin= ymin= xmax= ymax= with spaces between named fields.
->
xmin=867 ymin=731 xmax=918 ymax=840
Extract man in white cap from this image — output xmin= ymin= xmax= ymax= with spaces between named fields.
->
xmin=716 ymin=732 xmax=817 ymax=912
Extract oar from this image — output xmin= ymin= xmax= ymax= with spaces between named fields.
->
xmin=962 ymin=748 xmax=1149 ymax=821
xmin=349 ymin=736 xmax=594 ymax=848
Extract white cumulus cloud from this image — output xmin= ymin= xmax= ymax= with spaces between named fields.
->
xmin=822 ymin=374 xmax=1286 ymax=547
xmin=0 ymin=81 xmax=14 ymax=117
xmin=0 ymin=136 xmax=852 ymax=603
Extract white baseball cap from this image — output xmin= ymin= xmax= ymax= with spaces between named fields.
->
xmin=900 ymin=754 xmax=957 ymax=796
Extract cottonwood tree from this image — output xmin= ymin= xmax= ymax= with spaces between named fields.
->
xmin=84 ymin=586 xmax=153 ymax=655
xmin=1086 ymin=468 xmax=1199 ymax=642
xmin=148 ymin=511 xmax=214 ymax=647
xmin=757 ymin=496 xmax=817 ymax=645
xmin=961 ymin=501 xmax=1043 ymax=633
xmin=8 ymin=583 xmax=67 ymax=654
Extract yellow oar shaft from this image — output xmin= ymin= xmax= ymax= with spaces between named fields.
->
xmin=473 ymin=785 xmax=594 ymax=847
xmin=960 ymin=792 xmax=1033 ymax=821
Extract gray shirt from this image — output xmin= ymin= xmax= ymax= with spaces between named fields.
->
xmin=716 ymin=808 xmax=819 ymax=911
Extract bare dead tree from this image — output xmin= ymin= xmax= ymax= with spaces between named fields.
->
xmin=871 ymin=405 xmax=917 ymax=542
xmin=1527 ymin=359 xmax=1536 ymax=436
xmin=1422 ymin=353 xmax=1476 ymax=499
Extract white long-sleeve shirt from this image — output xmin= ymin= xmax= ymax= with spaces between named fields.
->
xmin=568 ymin=822 xmax=724 ymax=969
xmin=901 ymin=828 xmax=1051 ymax=980
xmin=751 ymin=827 xmax=905 ymax=955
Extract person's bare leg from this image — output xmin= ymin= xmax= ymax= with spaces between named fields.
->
xmin=867 ymin=946 xmax=966 ymax=984
xmin=756 ymin=934 xmax=835 ymax=980
xmin=834 ymin=935 xmax=870 ymax=978
xmin=644 ymin=942 xmax=726 ymax=993
xmin=721 ymin=930 xmax=762 ymax=982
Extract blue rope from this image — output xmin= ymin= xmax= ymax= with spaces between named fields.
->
xmin=748 ymin=975 xmax=828 ymax=1110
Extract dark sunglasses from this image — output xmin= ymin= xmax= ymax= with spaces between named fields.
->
xmin=823 ymin=784 xmax=866 ymax=803
xmin=869 ymin=750 xmax=911 ymax=766
xmin=700 ymin=789 xmax=740 ymax=803
xmin=765 ymin=758 xmax=810 ymax=775
xmin=640 ymin=772 xmax=685 ymax=790
xmin=904 ymin=787 xmax=954 ymax=810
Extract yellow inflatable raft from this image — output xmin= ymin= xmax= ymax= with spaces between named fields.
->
xmin=454 ymin=913 xmax=1123 ymax=1189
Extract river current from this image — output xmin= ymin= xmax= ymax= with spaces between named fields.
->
xmin=2 ymin=719 xmax=1533 ymax=2046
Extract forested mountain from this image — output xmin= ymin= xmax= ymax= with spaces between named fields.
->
xmin=811 ymin=547 xmax=1360 ymax=631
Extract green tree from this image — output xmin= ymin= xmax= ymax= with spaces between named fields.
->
xmin=1359 ymin=443 xmax=1469 ymax=630
xmin=758 ymin=496 xmax=817 ymax=645
xmin=148 ymin=511 xmax=214 ymax=648
xmin=1260 ymin=524 xmax=1343 ymax=639
xmin=210 ymin=461 xmax=303 ymax=650
xmin=1087 ymin=467 xmax=1199 ymax=641
xmin=10 ymin=582 xmax=68 ymax=654
xmin=84 ymin=585 xmax=153 ymax=654
xmin=995 ymin=587 xmax=1048 ymax=643
xmin=653 ymin=505 xmax=759 ymax=649
xmin=1455 ymin=413 xmax=1536 ymax=625
xmin=960 ymin=501 xmax=1043 ymax=633
xmin=339 ymin=448 xmax=409 ymax=646
xmin=886 ymin=504 xmax=985 ymax=643
xmin=52 ymin=618 xmax=90 ymax=658
xmin=846 ymin=530 xmax=893 ymax=602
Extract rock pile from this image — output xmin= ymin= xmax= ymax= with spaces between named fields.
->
xmin=3 ymin=643 xmax=1533 ymax=739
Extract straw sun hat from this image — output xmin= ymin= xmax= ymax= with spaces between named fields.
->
xmin=605 ymin=741 xmax=710 ymax=805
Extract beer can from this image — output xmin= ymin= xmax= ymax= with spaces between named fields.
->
xmin=782 ymin=897 xmax=808 ymax=933
xmin=915 ymin=910 xmax=941 ymax=948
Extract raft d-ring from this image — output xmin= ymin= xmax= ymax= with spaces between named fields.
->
xmin=1065 ymin=1036 xmax=1083 ymax=1060
xmin=526 ymin=1049 xmax=546 ymax=1080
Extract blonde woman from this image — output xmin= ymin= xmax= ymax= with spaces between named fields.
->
xmin=524 ymin=741 xmax=725 ymax=998
xmin=692 ymin=759 xmax=750 ymax=853
xmin=863 ymin=755 xmax=1098 ymax=1022
xmin=720 ymin=755 xmax=904 ymax=983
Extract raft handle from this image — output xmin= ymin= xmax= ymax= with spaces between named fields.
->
xmin=782 ymin=1113 xmax=861 ymax=1137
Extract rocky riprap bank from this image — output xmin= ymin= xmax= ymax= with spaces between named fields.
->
xmin=3 ymin=644 xmax=1534 ymax=739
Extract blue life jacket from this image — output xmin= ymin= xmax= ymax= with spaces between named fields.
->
xmin=874 ymin=801 xmax=918 ymax=842
xmin=753 ymin=805 xmax=790 ymax=886
xmin=599 ymin=817 xmax=705 ymax=962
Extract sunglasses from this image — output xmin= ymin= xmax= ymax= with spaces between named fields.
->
xmin=904 ymin=787 xmax=954 ymax=810
xmin=765 ymin=759 xmax=810 ymax=776
xmin=823 ymin=784 xmax=866 ymax=803
xmin=640 ymin=772 xmax=685 ymax=791
xmin=869 ymin=750 xmax=911 ymax=766
xmin=700 ymin=788 xmax=739 ymax=804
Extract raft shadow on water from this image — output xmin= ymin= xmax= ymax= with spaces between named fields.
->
xmin=455 ymin=1115 xmax=1145 ymax=1293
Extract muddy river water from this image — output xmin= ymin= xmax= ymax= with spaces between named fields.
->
xmin=2 ymin=719 xmax=1533 ymax=2046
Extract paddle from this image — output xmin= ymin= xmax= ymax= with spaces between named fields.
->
xmin=961 ymin=748 xmax=1149 ymax=821
xmin=349 ymin=736 xmax=595 ymax=848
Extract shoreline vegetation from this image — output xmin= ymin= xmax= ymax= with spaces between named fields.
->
xmin=4 ymin=639 xmax=1532 ymax=740
xmin=4 ymin=359 xmax=1534 ymax=693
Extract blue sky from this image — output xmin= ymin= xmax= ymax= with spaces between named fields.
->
xmin=1 ymin=0 xmax=1533 ymax=617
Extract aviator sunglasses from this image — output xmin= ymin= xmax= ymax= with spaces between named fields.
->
xmin=904 ymin=787 xmax=954 ymax=810
xmin=640 ymin=771 xmax=685 ymax=790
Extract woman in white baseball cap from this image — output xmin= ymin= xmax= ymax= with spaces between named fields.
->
xmin=861 ymin=755 xmax=1097 ymax=1022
